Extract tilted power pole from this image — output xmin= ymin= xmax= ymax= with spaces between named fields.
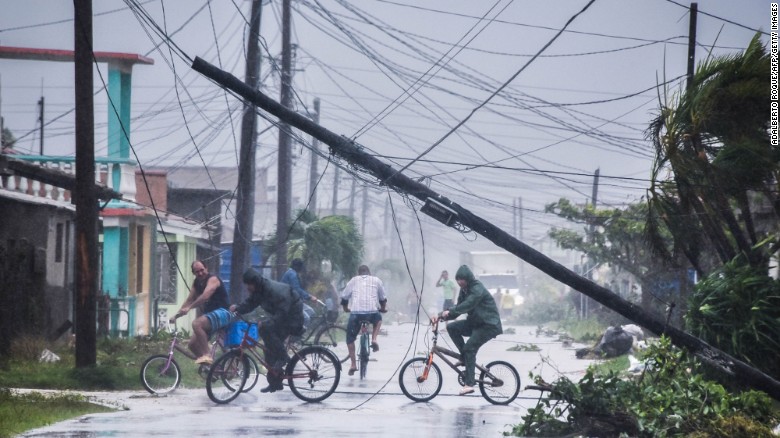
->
xmin=191 ymin=57 xmax=780 ymax=401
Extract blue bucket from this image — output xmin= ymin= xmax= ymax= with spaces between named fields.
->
xmin=226 ymin=321 xmax=258 ymax=347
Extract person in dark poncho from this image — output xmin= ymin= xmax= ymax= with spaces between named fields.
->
xmin=230 ymin=268 xmax=304 ymax=393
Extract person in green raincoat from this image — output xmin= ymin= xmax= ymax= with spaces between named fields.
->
xmin=432 ymin=264 xmax=503 ymax=395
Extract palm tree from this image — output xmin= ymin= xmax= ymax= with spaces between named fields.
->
xmin=263 ymin=209 xmax=363 ymax=281
xmin=646 ymin=34 xmax=778 ymax=276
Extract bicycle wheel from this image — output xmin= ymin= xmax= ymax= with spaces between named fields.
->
xmin=242 ymin=355 xmax=262 ymax=392
xmin=140 ymin=354 xmax=181 ymax=394
xmin=359 ymin=333 xmax=369 ymax=380
xmin=206 ymin=350 xmax=249 ymax=404
xmin=479 ymin=360 xmax=520 ymax=405
xmin=313 ymin=324 xmax=349 ymax=364
xmin=286 ymin=346 xmax=341 ymax=402
xmin=399 ymin=357 xmax=442 ymax=402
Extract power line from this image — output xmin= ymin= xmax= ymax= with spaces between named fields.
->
xmin=388 ymin=0 xmax=598 ymax=179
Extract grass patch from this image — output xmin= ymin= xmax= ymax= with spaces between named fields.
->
xmin=507 ymin=343 xmax=541 ymax=352
xmin=0 ymin=388 xmax=113 ymax=438
xmin=0 ymin=335 xmax=208 ymax=391
xmin=553 ymin=318 xmax=606 ymax=344
xmin=590 ymin=354 xmax=629 ymax=376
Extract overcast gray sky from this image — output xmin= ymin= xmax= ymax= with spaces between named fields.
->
xmin=0 ymin=0 xmax=770 ymax=273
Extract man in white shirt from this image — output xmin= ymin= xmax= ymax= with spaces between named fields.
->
xmin=340 ymin=264 xmax=387 ymax=375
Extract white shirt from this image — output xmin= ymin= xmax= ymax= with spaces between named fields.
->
xmin=341 ymin=275 xmax=387 ymax=313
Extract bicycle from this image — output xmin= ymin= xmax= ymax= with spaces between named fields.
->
xmin=398 ymin=318 xmax=520 ymax=405
xmin=206 ymin=316 xmax=342 ymax=404
xmin=289 ymin=299 xmax=349 ymax=364
xmin=357 ymin=320 xmax=371 ymax=380
xmin=140 ymin=318 xmax=260 ymax=395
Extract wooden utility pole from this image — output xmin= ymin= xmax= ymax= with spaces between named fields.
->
xmin=361 ymin=186 xmax=368 ymax=236
xmin=349 ymin=178 xmax=356 ymax=217
xmin=581 ymin=168 xmax=600 ymax=319
xmin=38 ymin=96 xmax=44 ymax=155
xmin=73 ymin=0 xmax=98 ymax=368
xmin=307 ymin=98 xmax=320 ymax=214
xmin=275 ymin=0 xmax=293 ymax=279
xmin=516 ymin=197 xmax=525 ymax=290
xmin=331 ymin=166 xmax=340 ymax=215
xmin=189 ymin=57 xmax=780 ymax=400
xmin=686 ymin=3 xmax=698 ymax=91
xmin=229 ymin=0 xmax=263 ymax=303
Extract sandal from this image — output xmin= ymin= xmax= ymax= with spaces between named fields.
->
xmin=371 ymin=342 xmax=379 ymax=352
xmin=459 ymin=385 xmax=475 ymax=396
xmin=348 ymin=367 xmax=357 ymax=376
xmin=195 ymin=355 xmax=213 ymax=365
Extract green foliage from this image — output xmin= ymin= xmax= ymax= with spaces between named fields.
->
xmin=303 ymin=214 xmax=363 ymax=277
xmin=557 ymin=317 xmax=607 ymax=343
xmin=591 ymin=354 xmax=629 ymax=376
xmin=1 ymin=127 xmax=15 ymax=148
xmin=9 ymin=336 xmax=48 ymax=362
xmin=647 ymin=34 xmax=778 ymax=273
xmin=0 ymin=335 xmax=204 ymax=391
xmin=511 ymin=337 xmax=779 ymax=437
xmin=686 ymin=255 xmax=780 ymax=380
xmin=515 ymin=297 xmax=574 ymax=325
xmin=546 ymin=199 xmax=677 ymax=282
xmin=265 ymin=210 xmax=364 ymax=280
xmin=0 ymin=388 xmax=112 ymax=438
xmin=506 ymin=343 xmax=540 ymax=352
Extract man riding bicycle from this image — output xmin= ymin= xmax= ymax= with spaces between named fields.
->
xmin=340 ymin=264 xmax=387 ymax=376
xmin=171 ymin=260 xmax=231 ymax=365
xmin=230 ymin=268 xmax=305 ymax=393
xmin=431 ymin=264 xmax=502 ymax=395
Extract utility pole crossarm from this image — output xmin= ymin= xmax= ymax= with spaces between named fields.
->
xmin=190 ymin=56 xmax=780 ymax=401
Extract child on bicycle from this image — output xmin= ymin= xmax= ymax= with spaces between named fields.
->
xmin=431 ymin=264 xmax=502 ymax=395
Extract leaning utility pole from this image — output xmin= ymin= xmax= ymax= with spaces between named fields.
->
xmin=275 ymin=0 xmax=293 ymax=279
xmin=229 ymin=0 xmax=263 ymax=303
xmin=73 ymin=0 xmax=99 ymax=368
xmin=189 ymin=57 xmax=780 ymax=400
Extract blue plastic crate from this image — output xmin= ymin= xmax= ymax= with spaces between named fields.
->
xmin=226 ymin=321 xmax=258 ymax=347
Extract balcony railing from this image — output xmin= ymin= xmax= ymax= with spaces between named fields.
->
xmin=0 ymin=155 xmax=135 ymax=203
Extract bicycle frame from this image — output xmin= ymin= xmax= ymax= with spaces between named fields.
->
xmin=357 ymin=320 xmax=371 ymax=379
xmin=206 ymin=317 xmax=341 ymax=404
xmin=297 ymin=299 xmax=339 ymax=343
xmin=422 ymin=319 xmax=502 ymax=386
xmin=234 ymin=322 xmax=320 ymax=381
xmin=398 ymin=319 xmax=520 ymax=404
xmin=159 ymin=323 xmax=226 ymax=375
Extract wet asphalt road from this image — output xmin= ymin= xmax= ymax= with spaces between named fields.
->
xmin=19 ymin=321 xmax=594 ymax=437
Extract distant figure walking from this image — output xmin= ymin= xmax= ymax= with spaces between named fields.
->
xmin=436 ymin=270 xmax=457 ymax=311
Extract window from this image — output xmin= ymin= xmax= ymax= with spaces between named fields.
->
xmin=157 ymin=242 xmax=177 ymax=304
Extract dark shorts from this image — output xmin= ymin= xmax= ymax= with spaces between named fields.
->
xmin=346 ymin=312 xmax=382 ymax=344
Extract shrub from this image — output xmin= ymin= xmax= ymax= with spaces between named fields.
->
xmin=686 ymin=258 xmax=780 ymax=381
xmin=9 ymin=335 xmax=47 ymax=362
xmin=511 ymin=336 xmax=779 ymax=437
